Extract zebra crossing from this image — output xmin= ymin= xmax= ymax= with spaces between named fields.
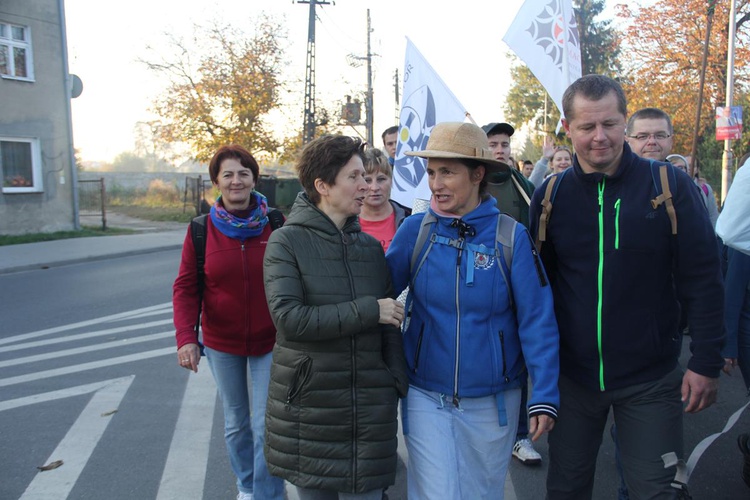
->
xmin=0 ymin=302 xmax=226 ymax=499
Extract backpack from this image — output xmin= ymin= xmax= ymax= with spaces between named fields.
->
xmin=535 ymin=162 xmax=678 ymax=252
xmin=190 ymin=209 xmax=285 ymax=352
xmin=409 ymin=211 xmax=518 ymax=310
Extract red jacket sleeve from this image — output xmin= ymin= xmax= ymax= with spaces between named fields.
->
xmin=172 ymin=225 xmax=201 ymax=350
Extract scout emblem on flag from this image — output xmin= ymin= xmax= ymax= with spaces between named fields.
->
xmin=392 ymin=38 xmax=467 ymax=208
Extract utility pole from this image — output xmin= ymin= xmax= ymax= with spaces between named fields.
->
xmin=298 ymin=0 xmax=331 ymax=145
xmin=365 ymin=9 xmax=374 ymax=146
xmin=689 ymin=0 xmax=716 ymax=178
xmin=722 ymin=0 xmax=738 ymax=203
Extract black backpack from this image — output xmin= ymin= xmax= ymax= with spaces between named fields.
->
xmin=189 ymin=209 xmax=285 ymax=353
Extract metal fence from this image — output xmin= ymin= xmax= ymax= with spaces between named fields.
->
xmin=78 ymin=178 xmax=107 ymax=230
xmin=183 ymin=175 xmax=213 ymax=216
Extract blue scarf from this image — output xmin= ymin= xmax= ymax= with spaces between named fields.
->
xmin=210 ymin=191 xmax=269 ymax=241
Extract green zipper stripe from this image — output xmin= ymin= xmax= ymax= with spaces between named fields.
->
xmin=614 ymin=199 xmax=621 ymax=250
xmin=597 ymin=180 xmax=606 ymax=391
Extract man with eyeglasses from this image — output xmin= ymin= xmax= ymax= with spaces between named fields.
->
xmin=627 ymin=108 xmax=720 ymax=230
xmin=625 ymin=107 xmax=674 ymax=162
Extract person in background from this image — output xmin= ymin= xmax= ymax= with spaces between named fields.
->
xmin=549 ymin=147 xmax=573 ymax=175
xmin=719 ymin=153 xmax=750 ymax=489
xmin=382 ymin=126 xmax=399 ymax=166
xmin=625 ymin=107 xmax=674 ymax=163
xmin=521 ymin=159 xmax=534 ymax=178
xmin=263 ymin=135 xmax=409 ymax=500
xmin=386 ymin=122 xmax=559 ymax=499
xmin=482 ymin=121 xmax=544 ymax=467
xmin=669 ymin=155 xmax=720 ymax=229
xmin=625 ymin=107 xmax=719 ymax=229
xmin=528 ymin=136 xmax=555 ymax=188
xmin=529 ymin=74 xmax=724 ymax=500
xmin=482 ymin=122 xmax=536 ymax=222
xmin=529 ymin=140 xmax=573 ymax=187
xmin=172 ymin=145 xmax=285 ymax=500
xmin=360 ymin=148 xmax=412 ymax=252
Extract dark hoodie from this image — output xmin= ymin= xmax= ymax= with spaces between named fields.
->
xmin=529 ymin=142 xmax=725 ymax=392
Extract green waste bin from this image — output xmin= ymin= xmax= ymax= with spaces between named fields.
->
xmin=257 ymin=175 xmax=277 ymax=207
xmin=275 ymin=178 xmax=302 ymax=209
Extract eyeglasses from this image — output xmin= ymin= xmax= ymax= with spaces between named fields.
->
xmin=627 ymin=132 xmax=672 ymax=141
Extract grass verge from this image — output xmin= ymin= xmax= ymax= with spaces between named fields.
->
xmin=112 ymin=204 xmax=195 ymax=223
xmin=0 ymin=226 xmax=135 ymax=246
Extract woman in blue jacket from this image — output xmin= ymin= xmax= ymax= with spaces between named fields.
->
xmin=385 ymin=122 xmax=560 ymax=500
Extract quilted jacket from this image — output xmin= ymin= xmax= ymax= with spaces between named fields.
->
xmin=262 ymin=192 xmax=408 ymax=493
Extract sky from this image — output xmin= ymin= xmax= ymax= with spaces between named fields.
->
xmin=62 ymin=0 xmax=616 ymax=164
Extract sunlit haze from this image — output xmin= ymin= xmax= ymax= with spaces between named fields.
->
xmin=64 ymin=0 xmax=613 ymax=164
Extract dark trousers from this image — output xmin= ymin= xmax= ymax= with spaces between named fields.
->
xmin=546 ymin=367 xmax=684 ymax=500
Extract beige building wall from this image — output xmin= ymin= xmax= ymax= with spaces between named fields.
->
xmin=0 ymin=0 xmax=77 ymax=235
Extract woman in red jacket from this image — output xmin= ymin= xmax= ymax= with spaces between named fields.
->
xmin=173 ymin=144 xmax=284 ymax=500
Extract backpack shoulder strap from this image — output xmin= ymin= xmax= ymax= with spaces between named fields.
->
xmin=495 ymin=214 xmax=517 ymax=311
xmin=536 ymin=168 xmax=570 ymax=251
xmin=190 ymin=214 xmax=209 ymax=297
xmin=189 ymin=214 xmax=209 ymax=352
xmin=410 ymin=212 xmax=438 ymax=279
xmin=268 ymin=208 xmax=285 ymax=230
xmin=649 ymin=160 xmax=678 ymax=235
xmin=496 ymin=213 xmax=517 ymax=272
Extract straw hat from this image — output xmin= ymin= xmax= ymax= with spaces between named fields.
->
xmin=405 ymin=122 xmax=510 ymax=172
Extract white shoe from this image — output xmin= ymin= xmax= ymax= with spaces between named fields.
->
xmin=512 ymin=438 xmax=542 ymax=465
xmin=237 ymin=492 xmax=254 ymax=500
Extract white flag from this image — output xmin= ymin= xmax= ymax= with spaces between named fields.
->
xmin=503 ymin=0 xmax=582 ymax=122
xmin=392 ymin=38 xmax=466 ymax=208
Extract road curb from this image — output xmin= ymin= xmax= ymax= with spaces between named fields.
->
xmin=0 ymin=244 xmax=184 ymax=275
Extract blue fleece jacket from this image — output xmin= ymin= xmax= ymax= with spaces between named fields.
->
xmin=386 ymin=196 xmax=560 ymax=419
xmin=529 ymin=143 xmax=725 ymax=392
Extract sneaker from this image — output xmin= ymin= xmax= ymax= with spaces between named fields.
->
xmin=237 ymin=492 xmax=254 ymax=500
xmin=512 ymin=438 xmax=542 ymax=465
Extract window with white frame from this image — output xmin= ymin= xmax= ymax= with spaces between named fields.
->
xmin=1 ymin=138 xmax=43 ymax=193
xmin=0 ymin=21 xmax=33 ymax=80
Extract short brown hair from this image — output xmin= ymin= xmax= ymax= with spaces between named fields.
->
xmin=208 ymin=145 xmax=259 ymax=184
xmin=627 ymin=107 xmax=673 ymax=135
xmin=363 ymin=148 xmax=392 ymax=177
xmin=296 ymin=135 xmax=367 ymax=205
xmin=562 ymin=74 xmax=627 ymax=122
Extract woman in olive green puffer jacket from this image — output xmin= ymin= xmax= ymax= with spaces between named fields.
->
xmin=262 ymin=135 xmax=409 ymax=499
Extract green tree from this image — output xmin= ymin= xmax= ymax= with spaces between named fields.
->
xmin=576 ymin=0 xmax=620 ymax=76
xmin=504 ymin=0 xmax=620 ymax=137
xmin=143 ymin=14 xmax=289 ymax=162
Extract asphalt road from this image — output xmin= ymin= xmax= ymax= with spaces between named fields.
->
xmin=1 ymin=248 xmax=749 ymax=499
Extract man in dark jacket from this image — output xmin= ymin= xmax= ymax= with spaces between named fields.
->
xmin=529 ymin=75 xmax=725 ymax=499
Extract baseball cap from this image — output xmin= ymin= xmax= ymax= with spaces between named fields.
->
xmin=481 ymin=122 xmax=515 ymax=137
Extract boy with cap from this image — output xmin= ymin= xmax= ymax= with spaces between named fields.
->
xmin=482 ymin=121 xmax=542 ymax=466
